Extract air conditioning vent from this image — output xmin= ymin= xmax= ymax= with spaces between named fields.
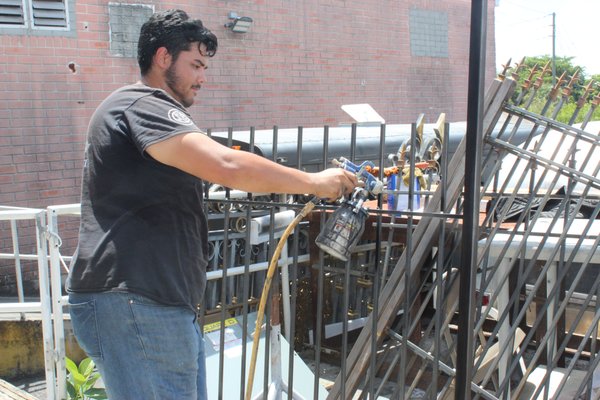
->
xmin=0 ymin=0 xmax=25 ymax=26
xmin=31 ymin=0 xmax=66 ymax=27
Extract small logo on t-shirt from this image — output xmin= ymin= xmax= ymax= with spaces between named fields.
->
xmin=168 ymin=108 xmax=194 ymax=126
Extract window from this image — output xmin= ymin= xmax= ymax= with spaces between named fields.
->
xmin=409 ymin=9 xmax=449 ymax=58
xmin=0 ymin=0 xmax=68 ymax=29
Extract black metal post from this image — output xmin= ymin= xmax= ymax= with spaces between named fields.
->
xmin=456 ymin=1 xmax=487 ymax=399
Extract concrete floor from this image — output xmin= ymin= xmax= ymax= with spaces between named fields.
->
xmin=6 ymin=376 xmax=46 ymax=399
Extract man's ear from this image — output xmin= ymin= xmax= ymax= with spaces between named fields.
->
xmin=153 ymin=47 xmax=172 ymax=70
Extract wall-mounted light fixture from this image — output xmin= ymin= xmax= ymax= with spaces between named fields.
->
xmin=224 ymin=12 xmax=253 ymax=33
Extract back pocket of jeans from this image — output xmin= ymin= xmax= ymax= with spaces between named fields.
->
xmin=68 ymin=300 xmax=102 ymax=359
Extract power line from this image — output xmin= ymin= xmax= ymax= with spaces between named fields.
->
xmin=498 ymin=14 xmax=549 ymax=28
xmin=499 ymin=0 xmax=549 ymax=14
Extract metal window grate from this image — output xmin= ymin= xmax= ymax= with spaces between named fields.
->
xmin=31 ymin=0 xmax=66 ymax=28
xmin=108 ymin=3 xmax=154 ymax=58
xmin=0 ymin=0 xmax=25 ymax=26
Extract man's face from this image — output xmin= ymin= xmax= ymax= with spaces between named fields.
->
xmin=164 ymin=43 xmax=209 ymax=108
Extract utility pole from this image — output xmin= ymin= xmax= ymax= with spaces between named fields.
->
xmin=552 ymin=12 xmax=556 ymax=85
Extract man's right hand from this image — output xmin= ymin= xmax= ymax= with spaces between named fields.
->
xmin=310 ymin=168 xmax=360 ymax=202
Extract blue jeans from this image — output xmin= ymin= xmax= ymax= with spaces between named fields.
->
xmin=68 ymin=291 xmax=207 ymax=400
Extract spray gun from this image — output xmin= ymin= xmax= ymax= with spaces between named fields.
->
xmin=331 ymin=157 xmax=384 ymax=195
xmin=315 ymin=158 xmax=384 ymax=261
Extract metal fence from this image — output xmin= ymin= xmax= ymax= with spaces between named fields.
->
xmin=0 ymin=206 xmax=59 ymax=397
xmin=1 ymin=68 xmax=600 ymax=400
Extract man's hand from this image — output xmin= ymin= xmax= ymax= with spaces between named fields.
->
xmin=310 ymin=168 xmax=360 ymax=202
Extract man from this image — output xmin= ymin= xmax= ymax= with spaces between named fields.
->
xmin=66 ymin=9 xmax=358 ymax=400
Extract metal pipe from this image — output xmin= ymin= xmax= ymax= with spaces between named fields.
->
xmin=10 ymin=220 xmax=25 ymax=305
xmin=456 ymin=1 xmax=487 ymax=398
xmin=216 ymin=129 xmax=234 ymax=400
xmin=313 ymin=125 xmax=329 ymax=400
xmin=47 ymin=210 xmax=67 ymax=400
xmin=35 ymin=211 xmax=57 ymax=400
xmin=239 ymin=126 xmax=256 ymax=400
xmin=368 ymin=122 xmax=386 ymax=398
xmin=285 ymin=125 xmax=305 ymax=400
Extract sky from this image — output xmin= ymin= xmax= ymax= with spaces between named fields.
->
xmin=494 ymin=0 xmax=600 ymax=76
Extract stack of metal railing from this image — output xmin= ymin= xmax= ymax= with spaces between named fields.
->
xmin=325 ymin=66 xmax=600 ymax=399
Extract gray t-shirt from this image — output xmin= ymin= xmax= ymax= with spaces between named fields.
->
xmin=67 ymin=83 xmax=209 ymax=313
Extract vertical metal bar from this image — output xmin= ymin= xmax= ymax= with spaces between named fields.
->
xmin=432 ymin=122 xmax=451 ymax=398
xmin=35 ymin=211 xmax=56 ymax=400
xmin=270 ymin=270 xmax=282 ymax=398
xmin=286 ymin=125 xmax=303 ymax=399
xmin=398 ymin=123 xmax=419 ymax=400
xmin=456 ymin=1 xmax=487 ymax=399
xmin=313 ymin=125 xmax=329 ymax=400
xmin=262 ymin=126 xmax=279 ymax=397
xmin=408 ymin=122 xmax=417 ymax=212
xmin=218 ymin=127 xmax=234 ymax=400
xmin=272 ymin=125 xmax=279 ymax=163
xmin=203 ymin=130 xmax=212 ymax=215
xmin=368 ymin=123 xmax=386 ymax=398
xmin=350 ymin=123 xmax=357 ymax=162
xmin=239 ymin=126 xmax=255 ymax=400
xmin=47 ymin=209 xmax=67 ymax=400
xmin=441 ymin=123 xmax=450 ymax=214
xmin=287 ymin=227 xmax=299 ymax=400
xmin=342 ymin=124 xmax=358 ymax=400
xmin=280 ymin=213 xmax=291 ymax=341
xmin=281 ymin=127 xmax=302 ymax=341
xmin=10 ymin=220 xmax=25 ymax=305
xmin=341 ymin=258 xmax=350 ymax=398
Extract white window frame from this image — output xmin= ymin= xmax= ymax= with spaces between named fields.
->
xmin=0 ymin=0 xmax=69 ymax=30
xmin=0 ymin=0 xmax=28 ymax=27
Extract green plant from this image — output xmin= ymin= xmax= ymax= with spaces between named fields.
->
xmin=65 ymin=357 xmax=107 ymax=400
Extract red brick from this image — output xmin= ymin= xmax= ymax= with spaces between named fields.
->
xmin=1 ymin=0 xmax=497 ymax=208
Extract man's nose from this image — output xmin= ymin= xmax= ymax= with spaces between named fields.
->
xmin=197 ymin=69 xmax=207 ymax=84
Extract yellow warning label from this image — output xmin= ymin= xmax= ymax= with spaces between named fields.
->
xmin=203 ymin=318 xmax=238 ymax=333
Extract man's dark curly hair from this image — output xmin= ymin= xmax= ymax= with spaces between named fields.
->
xmin=138 ymin=9 xmax=218 ymax=76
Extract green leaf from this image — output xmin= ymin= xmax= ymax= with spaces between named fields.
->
xmin=83 ymin=388 xmax=108 ymax=399
xmin=79 ymin=357 xmax=95 ymax=377
xmin=65 ymin=358 xmax=86 ymax=389
xmin=84 ymin=373 xmax=100 ymax=388
xmin=71 ymin=370 xmax=87 ymax=387
xmin=66 ymin=381 xmax=78 ymax=399
xmin=65 ymin=357 xmax=79 ymax=377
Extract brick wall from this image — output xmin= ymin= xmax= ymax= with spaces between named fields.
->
xmin=0 ymin=0 xmax=497 ymax=294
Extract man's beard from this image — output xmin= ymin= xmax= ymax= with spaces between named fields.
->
xmin=165 ymin=64 xmax=192 ymax=108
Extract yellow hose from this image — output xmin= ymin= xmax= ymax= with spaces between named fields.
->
xmin=245 ymin=199 xmax=317 ymax=400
